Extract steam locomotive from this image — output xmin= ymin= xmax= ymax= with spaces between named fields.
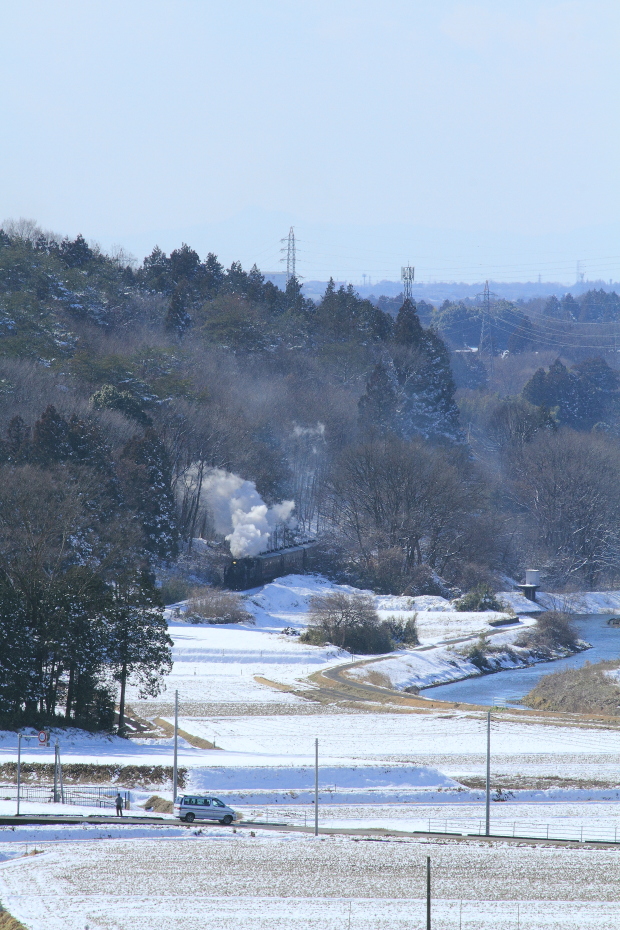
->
xmin=223 ymin=541 xmax=316 ymax=591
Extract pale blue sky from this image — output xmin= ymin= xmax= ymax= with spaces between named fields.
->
xmin=1 ymin=1 xmax=619 ymax=283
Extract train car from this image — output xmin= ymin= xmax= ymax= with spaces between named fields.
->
xmin=223 ymin=541 xmax=316 ymax=591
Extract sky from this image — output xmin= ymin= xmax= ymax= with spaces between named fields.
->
xmin=1 ymin=0 xmax=619 ymax=284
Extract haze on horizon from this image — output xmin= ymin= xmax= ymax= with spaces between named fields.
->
xmin=1 ymin=0 xmax=619 ymax=285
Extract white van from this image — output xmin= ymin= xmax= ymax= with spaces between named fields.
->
xmin=173 ymin=794 xmax=236 ymax=824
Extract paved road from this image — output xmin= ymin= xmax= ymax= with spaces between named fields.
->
xmin=313 ymin=624 xmax=525 ymax=710
xmin=0 ymin=814 xmax=618 ymax=850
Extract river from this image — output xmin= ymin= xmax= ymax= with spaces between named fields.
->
xmin=423 ymin=614 xmax=620 ymax=707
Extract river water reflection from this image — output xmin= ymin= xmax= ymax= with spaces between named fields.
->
xmin=424 ymin=614 xmax=620 ymax=707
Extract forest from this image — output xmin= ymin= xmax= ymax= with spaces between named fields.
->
xmin=1 ymin=218 xmax=620 ymax=727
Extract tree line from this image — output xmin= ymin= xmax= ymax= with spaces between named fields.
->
xmin=2 ymin=221 xmax=620 ymax=727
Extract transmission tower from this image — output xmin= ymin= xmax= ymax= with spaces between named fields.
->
xmin=476 ymin=280 xmax=499 ymax=374
xmin=280 ymin=227 xmax=296 ymax=284
xmin=401 ymin=265 xmax=415 ymax=301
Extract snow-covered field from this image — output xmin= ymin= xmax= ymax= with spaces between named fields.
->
xmin=2 ymin=574 xmax=620 ymax=928
xmin=2 ymin=827 xmax=620 ymax=929
xmin=128 ymin=574 xmax=531 ymax=710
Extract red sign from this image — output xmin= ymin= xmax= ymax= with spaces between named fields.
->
xmin=37 ymin=731 xmax=48 ymax=745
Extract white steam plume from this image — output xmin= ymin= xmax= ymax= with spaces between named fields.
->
xmin=202 ymin=469 xmax=295 ymax=558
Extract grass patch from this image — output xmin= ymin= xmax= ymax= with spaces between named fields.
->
xmin=523 ymin=660 xmax=620 ymax=715
xmin=361 ymin=670 xmax=394 ymax=689
xmin=0 ymin=907 xmax=28 ymax=930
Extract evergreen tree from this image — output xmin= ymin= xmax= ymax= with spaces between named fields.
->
xmin=358 ymin=361 xmax=400 ymax=434
xmin=140 ymin=246 xmax=172 ymax=292
xmin=224 ymin=260 xmax=249 ymax=296
xmin=202 ymin=252 xmax=225 ymax=296
xmin=169 ymin=243 xmax=200 ymax=284
xmin=285 ymin=275 xmax=307 ymax=313
xmin=522 ymin=358 xmax=603 ymax=429
xmin=106 ymin=571 xmax=171 ymax=735
xmin=59 ymin=234 xmax=94 ymax=268
xmin=164 ymin=281 xmax=192 ymax=336
xmin=246 ymin=264 xmax=266 ymax=303
xmin=119 ymin=431 xmax=178 ymax=560
xmin=31 ymin=405 xmax=71 ymax=463
xmin=394 ymin=299 xmax=424 ymax=347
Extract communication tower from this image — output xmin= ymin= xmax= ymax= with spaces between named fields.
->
xmin=401 ymin=265 xmax=415 ymax=301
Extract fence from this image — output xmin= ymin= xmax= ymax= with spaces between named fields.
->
xmin=239 ymin=807 xmax=620 ymax=844
xmin=420 ymin=816 xmax=620 ymax=844
xmin=0 ymin=785 xmax=131 ymax=809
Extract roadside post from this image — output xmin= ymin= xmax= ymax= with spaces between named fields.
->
xmin=485 ymin=710 xmax=491 ymax=836
xmin=172 ymin=690 xmax=179 ymax=802
xmin=53 ymin=739 xmax=59 ymax=803
xmin=53 ymin=739 xmax=64 ymax=804
xmin=314 ymin=737 xmax=319 ymax=836
xmin=17 ymin=731 xmax=48 ymax=816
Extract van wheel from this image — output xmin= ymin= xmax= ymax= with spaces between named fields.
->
xmin=184 ymin=813 xmax=195 ymax=823
xmin=220 ymin=815 xmax=233 ymax=825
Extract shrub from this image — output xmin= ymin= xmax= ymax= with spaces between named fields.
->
xmin=520 ymin=610 xmax=580 ymax=651
xmin=454 ymin=584 xmax=503 ymax=612
xmin=158 ymin=577 xmax=197 ymax=605
xmin=303 ymin=591 xmax=394 ymax=655
xmin=383 ymin=613 xmax=419 ymax=646
xmin=402 ymin=564 xmax=449 ymax=597
xmin=186 ymin=587 xmax=253 ymax=624
xmin=465 ymin=634 xmax=492 ymax=670
xmin=299 ymin=626 xmax=327 ymax=646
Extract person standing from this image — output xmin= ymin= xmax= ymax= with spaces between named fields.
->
xmin=115 ymin=792 xmax=124 ymax=817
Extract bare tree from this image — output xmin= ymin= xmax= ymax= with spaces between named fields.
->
xmin=510 ymin=430 xmax=620 ymax=588
xmin=329 ymin=437 xmax=483 ymax=578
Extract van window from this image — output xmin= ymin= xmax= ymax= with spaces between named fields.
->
xmin=198 ymin=798 xmax=210 ymax=806
xmin=211 ymin=799 xmax=225 ymax=808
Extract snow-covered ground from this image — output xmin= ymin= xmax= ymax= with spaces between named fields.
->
xmin=538 ymin=590 xmax=620 ymax=613
xmin=2 ymin=826 xmax=620 ymax=930
xmin=135 ymin=574 xmax=524 ymax=709
xmin=3 ymin=575 xmax=620 ymax=928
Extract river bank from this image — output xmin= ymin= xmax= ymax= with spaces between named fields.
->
xmin=343 ymin=619 xmax=590 ymax=695
xmin=427 ymin=614 xmax=620 ymax=707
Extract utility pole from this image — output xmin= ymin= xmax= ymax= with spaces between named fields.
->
xmin=16 ymin=733 xmax=21 ymax=817
xmin=426 ymin=856 xmax=431 ymax=930
xmin=53 ymin=740 xmax=58 ymax=803
xmin=401 ymin=265 xmax=415 ymax=301
xmin=485 ymin=710 xmax=491 ymax=836
xmin=314 ymin=738 xmax=319 ymax=836
xmin=280 ymin=227 xmax=297 ymax=285
xmin=172 ymin=690 xmax=179 ymax=802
